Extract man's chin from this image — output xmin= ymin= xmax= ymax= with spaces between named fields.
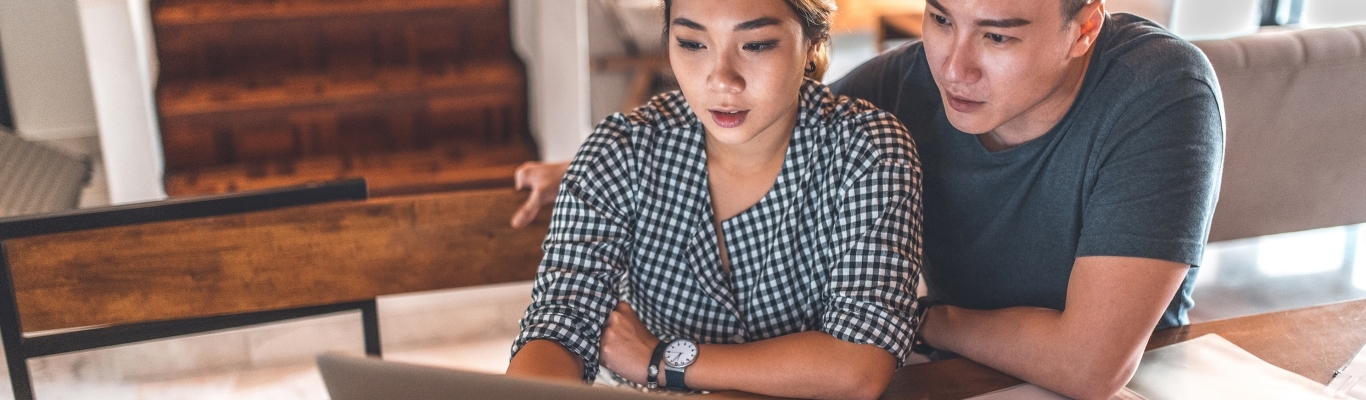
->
xmin=944 ymin=112 xmax=995 ymax=135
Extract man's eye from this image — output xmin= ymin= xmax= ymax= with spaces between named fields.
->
xmin=677 ymin=40 xmax=705 ymax=51
xmin=743 ymin=42 xmax=777 ymax=52
xmin=931 ymin=13 xmax=950 ymax=26
xmin=986 ymin=33 xmax=1010 ymax=43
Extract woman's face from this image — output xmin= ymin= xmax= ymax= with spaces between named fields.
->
xmin=668 ymin=0 xmax=812 ymax=147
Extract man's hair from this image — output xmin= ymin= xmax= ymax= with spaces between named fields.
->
xmin=1062 ymin=0 xmax=1091 ymax=20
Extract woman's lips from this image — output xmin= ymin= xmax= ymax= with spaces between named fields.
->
xmin=710 ymin=110 xmax=748 ymax=128
xmin=947 ymin=94 xmax=985 ymax=113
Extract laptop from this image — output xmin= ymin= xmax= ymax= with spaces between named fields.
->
xmin=317 ymin=353 xmax=665 ymax=400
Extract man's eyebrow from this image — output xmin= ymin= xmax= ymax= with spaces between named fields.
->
xmin=924 ymin=0 xmax=1031 ymax=29
xmin=735 ymin=17 xmax=781 ymax=31
xmin=976 ymin=18 xmax=1031 ymax=28
xmin=672 ymin=17 xmax=705 ymax=31
xmin=925 ymin=0 xmax=949 ymax=16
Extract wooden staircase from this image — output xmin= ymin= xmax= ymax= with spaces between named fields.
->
xmin=152 ymin=0 xmax=536 ymax=197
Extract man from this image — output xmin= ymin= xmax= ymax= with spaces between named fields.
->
xmin=510 ymin=1 xmax=1223 ymax=398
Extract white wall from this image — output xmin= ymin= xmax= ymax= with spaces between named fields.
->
xmin=78 ymin=0 xmax=165 ymax=204
xmin=1170 ymin=0 xmax=1262 ymax=39
xmin=511 ymin=0 xmax=594 ymax=163
xmin=0 ymin=0 xmax=100 ymax=141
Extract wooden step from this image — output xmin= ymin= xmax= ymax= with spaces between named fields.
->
xmin=164 ymin=140 xmax=536 ymax=197
xmin=154 ymin=0 xmax=502 ymax=26
xmin=157 ymin=62 xmax=521 ymax=118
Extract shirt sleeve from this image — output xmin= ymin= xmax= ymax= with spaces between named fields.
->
xmin=818 ymin=112 xmax=924 ymax=367
xmin=511 ymin=114 xmax=639 ymax=382
xmin=1076 ymin=77 xmax=1224 ymax=266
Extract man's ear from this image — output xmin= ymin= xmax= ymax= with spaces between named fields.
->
xmin=1068 ymin=0 xmax=1106 ymax=59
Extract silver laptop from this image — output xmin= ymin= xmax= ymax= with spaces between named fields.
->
xmin=317 ymin=353 xmax=665 ymax=400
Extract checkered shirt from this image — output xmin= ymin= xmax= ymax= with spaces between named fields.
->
xmin=512 ymin=80 xmax=923 ymax=382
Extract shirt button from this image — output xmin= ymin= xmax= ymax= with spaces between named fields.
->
xmin=731 ymin=334 xmax=745 ymax=343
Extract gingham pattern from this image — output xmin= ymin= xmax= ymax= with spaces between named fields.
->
xmin=513 ymin=80 xmax=923 ymax=382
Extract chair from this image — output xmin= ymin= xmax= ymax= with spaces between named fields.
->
xmin=0 ymin=179 xmax=549 ymax=399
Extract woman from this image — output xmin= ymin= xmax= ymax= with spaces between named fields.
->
xmin=505 ymin=1 xmax=922 ymax=398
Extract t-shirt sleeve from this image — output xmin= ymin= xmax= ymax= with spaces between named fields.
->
xmin=1076 ymin=77 xmax=1224 ymax=266
xmin=819 ymin=113 xmax=924 ymax=367
xmin=510 ymin=114 xmax=639 ymax=382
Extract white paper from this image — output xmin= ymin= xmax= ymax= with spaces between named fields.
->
xmin=1328 ymin=342 xmax=1366 ymax=399
xmin=1126 ymin=334 xmax=1341 ymax=400
xmin=965 ymin=383 xmax=1147 ymax=400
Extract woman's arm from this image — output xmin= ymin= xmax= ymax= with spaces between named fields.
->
xmin=506 ymin=339 xmax=586 ymax=383
xmin=600 ymin=303 xmax=895 ymax=400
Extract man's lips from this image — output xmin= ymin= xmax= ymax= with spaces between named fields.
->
xmin=946 ymin=94 xmax=985 ymax=113
xmin=710 ymin=110 xmax=749 ymax=128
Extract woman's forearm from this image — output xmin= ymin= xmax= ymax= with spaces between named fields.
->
xmin=681 ymin=331 xmax=895 ymax=400
xmin=505 ymin=339 xmax=585 ymax=384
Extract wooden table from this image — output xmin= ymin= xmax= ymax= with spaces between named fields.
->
xmin=878 ymin=299 xmax=1366 ymax=399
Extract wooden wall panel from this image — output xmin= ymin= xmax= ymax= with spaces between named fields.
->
xmin=4 ymin=188 xmax=550 ymax=333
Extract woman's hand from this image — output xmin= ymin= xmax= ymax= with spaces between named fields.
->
xmin=510 ymin=161 xmax=569 ymax=228
xmin=599 ymin=302 xmax=661 ymax=384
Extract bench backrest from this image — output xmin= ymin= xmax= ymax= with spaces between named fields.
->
xmin=1194 ymin=24 xmax=1366 ymax=242
xmin=0 ymin=184 xmax=547 ymax=334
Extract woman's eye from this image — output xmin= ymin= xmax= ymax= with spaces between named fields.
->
xmin=931 ymin=13 xmax=950 ymax=26
xmin=986 ymin=33 xmax=1010 ymax=43
xmin=743 ymin=42 xmax=778 ymax=52
xmin=676 ymin=40 xmax=705 ymax=51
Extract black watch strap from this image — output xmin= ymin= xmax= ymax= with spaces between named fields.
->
xmin=665 ymin=368 xmax=689 ymax=391
xmin=911 ymin=296 xmax=939 ymax=356
xmin=647 ymin=340 xmax=667 ymax=389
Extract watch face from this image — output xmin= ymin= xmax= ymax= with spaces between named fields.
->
xmin=664 ymin=340 xmax=698 ymax=368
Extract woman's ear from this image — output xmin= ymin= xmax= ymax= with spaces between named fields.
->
xmin=1068 ymin=0 xmax=1106 ymax=59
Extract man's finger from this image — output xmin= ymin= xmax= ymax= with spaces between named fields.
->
xmin=510 ymin=196 xmax=541 ymax=228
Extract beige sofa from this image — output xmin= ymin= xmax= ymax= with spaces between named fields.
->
xmin=1193 ymin=24 xmax=1366 ymax=242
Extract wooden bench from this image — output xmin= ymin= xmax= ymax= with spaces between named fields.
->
xmin=0 ymin=179 xmax=549 ymax=399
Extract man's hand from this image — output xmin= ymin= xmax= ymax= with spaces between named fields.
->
xmin=599 ymin=302 xmax=661 ymax=384
xmin=510 ymin=161 xmax=570 ymax=228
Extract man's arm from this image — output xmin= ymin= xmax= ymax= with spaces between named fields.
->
xmin=510 ymin=161 xmax=569 ymax=228
xmin=920 ymin=256 xmax=1189 ymax=400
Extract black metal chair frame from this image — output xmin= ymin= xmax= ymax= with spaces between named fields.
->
xmin=0 ymin=179 xmax=376 ymax=400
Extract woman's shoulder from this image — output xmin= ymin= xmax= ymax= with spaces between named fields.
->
xmin=801 ymin=81 xmax=918 ymax=166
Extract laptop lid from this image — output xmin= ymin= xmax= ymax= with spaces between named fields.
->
xmin=316 ymin=353 xmax=664 ymax=400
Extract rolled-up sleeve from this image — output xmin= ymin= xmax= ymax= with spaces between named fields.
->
xmin=511 ymin=115 xmax=638 ymax=382
xmin=819 ymin=150 xmax=923 ymax=367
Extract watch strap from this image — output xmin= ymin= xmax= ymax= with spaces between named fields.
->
xmin=665 ymin=367 xmax=689 ymax=391
xmin=646 ymin=340 xmax=667 ymax=389
xmin=911 ymin=296 xmax=939 ymax=356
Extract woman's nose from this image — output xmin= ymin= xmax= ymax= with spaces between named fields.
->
xmin=707 ymin=51 xmax=745 ymax=93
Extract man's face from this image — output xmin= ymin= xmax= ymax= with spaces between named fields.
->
xmin=921 ymin=0 xmax=1090 ymax=139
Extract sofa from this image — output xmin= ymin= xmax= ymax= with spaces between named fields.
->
xmin=1193 ymin=24 xmax=1366 ymax=242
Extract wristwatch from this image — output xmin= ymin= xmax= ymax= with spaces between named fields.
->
xmin=646 ymin=340 xmax=667 ymax=389
xmin=663 ymin=339 xmax=698 ymax=391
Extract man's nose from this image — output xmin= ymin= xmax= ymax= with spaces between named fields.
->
xmin=941 ymin=40 xmax=982 ymax=84
xmin=707 ymin=50 xmax=745 ymax=93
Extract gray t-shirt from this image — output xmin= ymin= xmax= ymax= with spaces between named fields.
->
xmin=829 ymin=13 xmax=1224 ymax=328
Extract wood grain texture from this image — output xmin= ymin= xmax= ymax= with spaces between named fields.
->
xmin=870 ymin=299 xmax=1366 ymax=399
xmin=4 ymin=188 xmax=549 ymax=333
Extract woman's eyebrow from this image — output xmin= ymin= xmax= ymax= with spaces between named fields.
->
xmin=735 ymin=17 xmax=781 ymax=31
xmin=672 ymin=17 xmax=705 ymax=31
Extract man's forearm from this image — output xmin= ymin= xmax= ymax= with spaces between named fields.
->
xmin=683 ymin=331 xmax=896 ymax=400
xmin=924 ymin=305 xmax=1141 ymax=400
xmin=920 ymin=256 xmax=1190 ymax=400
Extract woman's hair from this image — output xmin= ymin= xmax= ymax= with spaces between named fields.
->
xmin=661 ymin=0 xmax=836 ymax=81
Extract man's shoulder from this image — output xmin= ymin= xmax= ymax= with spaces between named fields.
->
xmin=1096 ymin=14 xmax=1217 ymax=88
